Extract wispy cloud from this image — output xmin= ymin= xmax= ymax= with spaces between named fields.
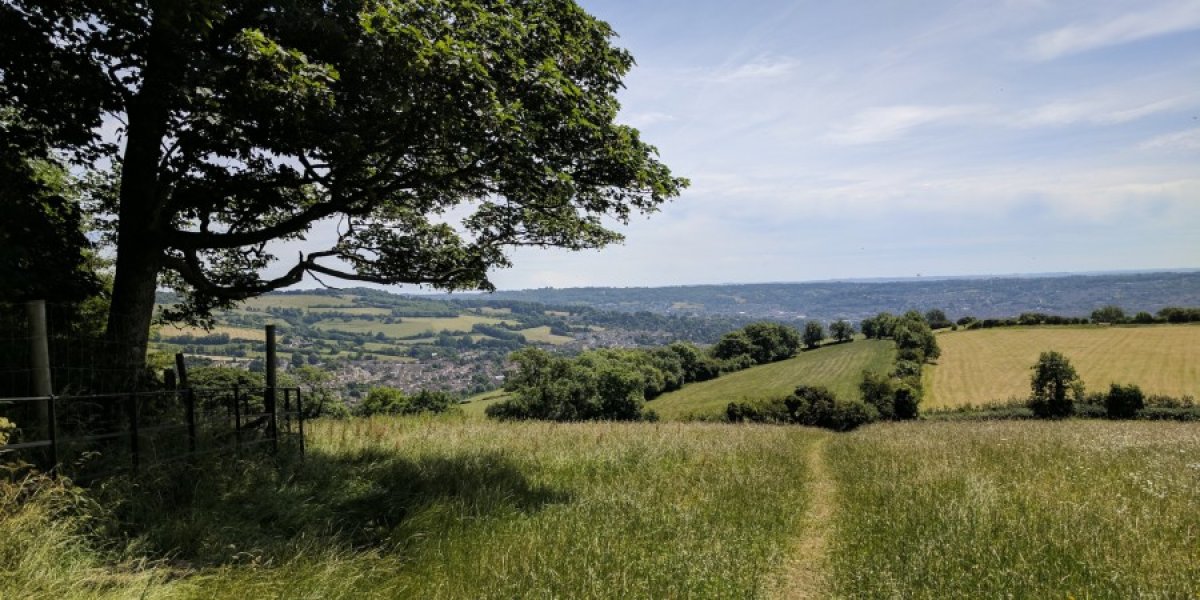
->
xmin=1139 ymin=127 xmax=1200 ymax=150
xmin=1028 ymin=0 xmax=1200 ymax=60
xmin=708 ymin=55 xmax=799 ymax=82
xmin=826 ymin=105 xmax=987 ymax=145
xmin=1016 ymin=96 xmax=1190 ymax=127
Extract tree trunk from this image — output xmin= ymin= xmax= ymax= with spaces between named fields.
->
xmin=101 ymin=3 xmax=179 ymax=391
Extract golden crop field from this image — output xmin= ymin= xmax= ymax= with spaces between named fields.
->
xmin=158 ymin=324 xmax=265 ymax=341
xmin=925 ymin=324 xmax=1200 ymax=409
xmin=313 ymin=315 xmax=515 ymax=338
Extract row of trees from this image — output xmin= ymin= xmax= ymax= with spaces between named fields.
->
xmin=489 ymin=322 xmax=805 ymax=421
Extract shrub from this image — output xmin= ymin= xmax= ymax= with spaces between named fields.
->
xmin=1028 ymin=351 xmax=1084 ymax=419
xmin=859 ymin=371 xmax=896 ymax=420
xmin=1105 ymin=384 xmax=1145 ymax=419
xmin=726 ymin=386 xmax=879 ymax=431
xmin=892 ymin=382 xmax=921 ymax=420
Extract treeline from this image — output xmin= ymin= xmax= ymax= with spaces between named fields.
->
xmin=949 ymin=305 xmax=1200 ymax=330
xmin=727 ymin=311 xmax=940 ymax=431
xmin=486 ymin=322 xmax=802 ymax=421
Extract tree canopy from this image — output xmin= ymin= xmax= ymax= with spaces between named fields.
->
xmin=0 ymin=0 xmax=686 ymax=377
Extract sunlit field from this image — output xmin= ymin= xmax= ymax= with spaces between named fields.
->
xmin=925 ymin=325 xmax=1200 ymax=408
xmin=828 ymin=421 xmax=1200 ymax=598
xmin=0 ymin=417 xmax=818 ymax=599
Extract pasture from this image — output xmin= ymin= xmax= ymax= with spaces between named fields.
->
xmin=925 ymin=324 xmax=1200 ymax=409
xmin=3 ymin=418 xmax=1199 ymax=597
xmin=828 ymin=421 xmax=1200 ymax=597
xmin=649 ymin=340 xmax=895 ymax=420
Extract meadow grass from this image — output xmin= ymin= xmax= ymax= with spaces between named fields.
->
xmin=827 ymin=420 xmax=1200 ymax=598
xmin=0 ymin=417 xmax=819 ymax=599
xmin=649 ymin=340 xmax=895 ymax=420
xmin=925 ymin=324 xmax=1200 ymax=409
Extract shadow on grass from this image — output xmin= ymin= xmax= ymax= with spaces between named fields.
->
xmin=92 ymin=447 xmax=568 ymax=566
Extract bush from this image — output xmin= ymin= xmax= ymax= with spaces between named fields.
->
xmin=892 ymin=382 xmax=921 ymax=420
xmin=859 ymin=371 xmax=896 ymax=420
xmin=1105 ymin=383 xmax=1145 ymax=419
xmin=725 ymin=385 xmax=878 ymax=431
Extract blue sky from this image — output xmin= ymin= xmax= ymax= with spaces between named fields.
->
xmin=272 ymin=0 xmax=1200 ymax=291
xmin=478 ymin=0 xmax=1200 ymax=289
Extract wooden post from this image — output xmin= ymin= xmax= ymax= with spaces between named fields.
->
xmin=176 ymin=353 xmax=195 ymax=453
xmin=295 ymin=388 xmax=305 ymax=457
xmin=265 ymin=324 xmax=278 ymax=453
xmin=26 ymin=300 xmax=52 ymax=431
xmin=127 ymin=393 xmax=140 ymax=473
xmin=232 ymin=384 xmax=242 ymax=456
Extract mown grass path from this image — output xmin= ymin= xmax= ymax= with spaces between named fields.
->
xmin=770 ymin=434 xmax=835 ymax=599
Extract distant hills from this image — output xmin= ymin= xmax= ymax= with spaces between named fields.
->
xmin=485 ymin=271 xmax=1200 ymax=321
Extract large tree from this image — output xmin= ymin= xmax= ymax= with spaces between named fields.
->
xmin=1 ymin=0 xmax=685 ymax=385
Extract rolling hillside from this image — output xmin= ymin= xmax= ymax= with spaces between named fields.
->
xmin=924 ymin=324 xmax=1200 ymax=409
xmin=648 ymin=340 xmax=895 ymax=420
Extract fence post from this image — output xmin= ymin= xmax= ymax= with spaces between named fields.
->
xmin=176 ymin=353 xmax=195 ymax=454
xmin=46 ymin=395 xmax=58 ymax=475
xmin=265 ymin=325 xmax=278 ymax=454
xmin=26 ymin=300 xmax=52 ymax=435
xmin=127 ymin=393 xmax=140 ymax=473
xmin=232 ymin=384 xmax=242 ymax=456
xmin=296 ymin=388 xmax=305 ymax=457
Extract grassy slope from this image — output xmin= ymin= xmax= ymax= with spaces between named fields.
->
xmin=460 ymin=389 xmax=509 ymax=418
xmin=649 ymin=340 xmax=895 ymax=420
xmin=828 ymin=421 xmax=1200 ymax=597
xmin=925 ymin=324 xmax=1200 ymax=408
xmin=1 ymin=418 xmax=819 ymax=599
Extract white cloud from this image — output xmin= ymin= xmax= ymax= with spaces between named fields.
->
xmin=1139 ymin=127 xmax=1200 ymax=150
xmin=826 ymin=105 xmax=987 ymax=145
xmin=1016 ymin=96 xmax=1189 ymax=127
xmin=1028 ymin=0 xmax=1200 ymax=60
xmin=708 ymin=55 xmax=800 ymax=82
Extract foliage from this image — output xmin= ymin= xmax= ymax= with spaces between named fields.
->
xmin=740 ymin=321 xmax=802 ymax=363
xmin=2 ymin=0 xmax=686 ymax=371
xmin=802 ymin=321 xmax=825 ymax=350
xmin=488 ymin=348 xmax=651 ymax=422
xmin=355 ymin=387 xmax=455 ymax=417
xmin=1090 ymin=305 xmax=1127 ymax=324
xmin=923 ymin=309 xmax=952 ymax=330
xmin=1028 ymin=351 xmax=1084 ymax=418
xmin=726 ymin=385 xmax=878 ymax=431
xmin=1104 ymin=383 xmax=1145 ymax=420
xmin=830 ymin=319 xmax=854 ymax=343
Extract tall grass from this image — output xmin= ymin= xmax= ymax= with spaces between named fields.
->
xmin=1 ymin=416 xmax=819 ymax=599
xmin=827 ymin=421 xmax=1200 ymax=598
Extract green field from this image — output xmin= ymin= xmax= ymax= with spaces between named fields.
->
xmin=3 ymin=418 xmax=819 ymax=598
xmin=926 ymin=324 xmax=1200 ymax=409
xmin=649 ymin=340 xmax=895 ymax=420
xmin=828 ymin=421 xmax=1200 ymax=597
xmin=5 ymin=418 xmax=1198 ymax=598
xmin=517 ymin=326 xmax=574 ymax=345
xmin=314 ymin=315 xmax=515 ymax=338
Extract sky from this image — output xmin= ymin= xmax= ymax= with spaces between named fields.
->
xmin=305 ymin=0 xmax=1200 ymax=291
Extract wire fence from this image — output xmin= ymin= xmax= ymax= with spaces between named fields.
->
xmin=0 ymin=386 xmax=306 ymax=481
xmin=0 ymin=301 xmax=305 ymax=481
